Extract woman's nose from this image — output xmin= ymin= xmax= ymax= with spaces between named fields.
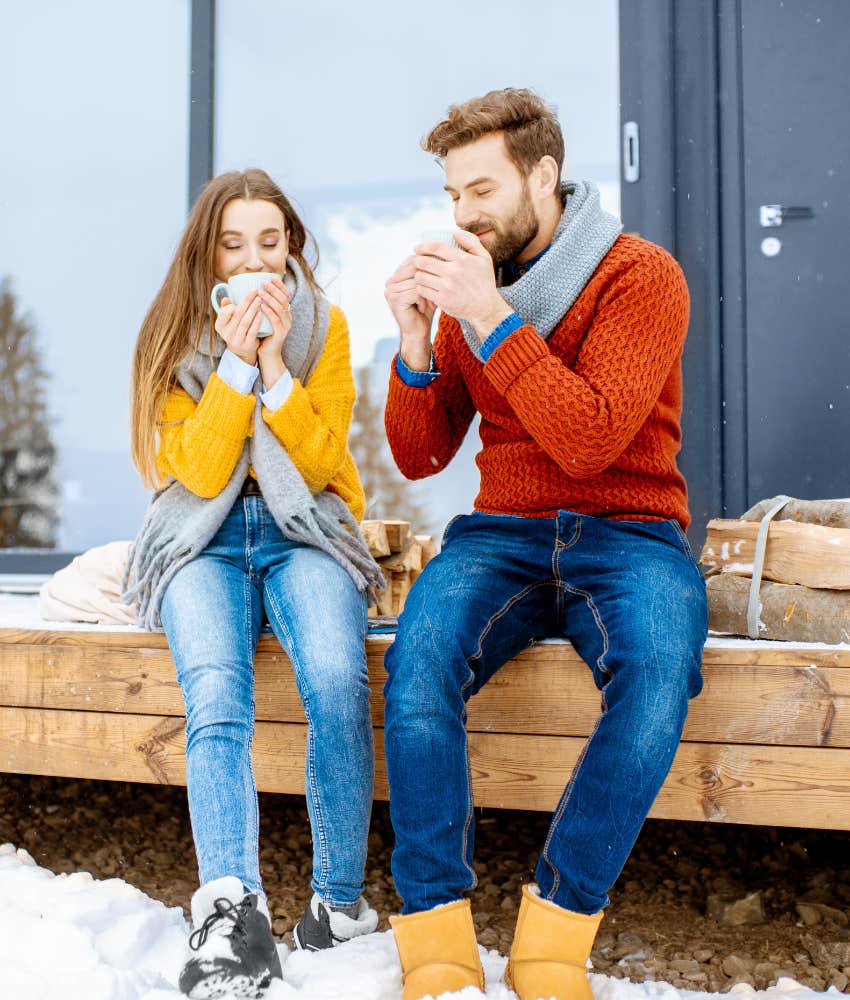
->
xmin=245 ymin=247 xmax=264 ymax=271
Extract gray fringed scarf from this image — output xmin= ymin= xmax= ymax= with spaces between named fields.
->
xmin=459 ymin=180 xmax=622 ymax=360
xmin=123 ymin=256 xmax=385 ymax=630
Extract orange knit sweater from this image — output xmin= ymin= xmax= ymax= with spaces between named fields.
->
xmin=384 ymin=234 xmax=692 ymax=528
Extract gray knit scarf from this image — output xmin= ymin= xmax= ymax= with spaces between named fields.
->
xmin=459 ymin=180 xmax=622 ymax=360
xmin=123 ymin=256 xmax=384 ymax=630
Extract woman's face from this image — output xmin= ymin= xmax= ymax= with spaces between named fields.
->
xmin=214 ymin=198 xmax=289 ymax=281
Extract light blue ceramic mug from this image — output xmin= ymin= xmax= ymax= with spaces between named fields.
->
xmin=210 ymin=271 xmax=280 ymax=337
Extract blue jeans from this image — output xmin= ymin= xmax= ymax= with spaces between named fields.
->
xmin=383 ymin=511 xmax=707 ymax=915
xmin=160 ymin=495 xmax=373 ymax=908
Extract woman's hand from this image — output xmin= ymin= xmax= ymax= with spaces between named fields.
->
xmin=256 ymin=276 xmax=292 ymax=389
xmin=214 ymin=290 xmax=262 ymax=366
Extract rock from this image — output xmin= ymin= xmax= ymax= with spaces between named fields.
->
xmin=753 ymin=962 xmax=780 ymax=984
xmin=670 ymin=959 xmax=701 ymax=973
xmin=708 ymin=891 xmax=766 ymax=925
xmin=695 ymin=948 xmax=715 ymax=962
xmin=723 ymin=955 xmax=756 ymax=978
xmin=725 ymin=974 xmax=756 ymax=991
xmin=802 ymin=934 xmax=850 ymax=969
xmin=798 ymin=902 xmax=849 ymax=926
xmin=612 ymin=931 xmax=649 ymax=959
xmin=478 ymin=927 xmax=500 ymax=948
xmin=830 ymin=971 xmax=849 ymax=991
xmin=796 ymin=902 xmax=823 ymax=926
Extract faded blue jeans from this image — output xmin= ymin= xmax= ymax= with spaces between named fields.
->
xmin=160 ymin=495 xmax=373 ymax=908
xmin=383 ymin=511 xmax=707 ymax=915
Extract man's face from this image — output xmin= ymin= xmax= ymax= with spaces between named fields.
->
xmin=443 ymin=132 xmax=540 ymax=269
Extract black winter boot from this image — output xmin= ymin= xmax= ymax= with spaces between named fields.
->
xmin=179 ymin=877 xmax=283 ymax=998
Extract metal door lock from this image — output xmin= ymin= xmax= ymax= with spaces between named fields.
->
xmin=759 ymin=204 xmax=815 ymax=227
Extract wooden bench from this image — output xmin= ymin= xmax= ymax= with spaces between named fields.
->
xmin=1 ymin=615 xmax=849 ymax=830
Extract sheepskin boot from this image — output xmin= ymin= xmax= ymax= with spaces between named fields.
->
xmin=389 ymin=899 xmax=485 ymax=1000
xmin=505 ymin=884 xmax=603 ymax=1000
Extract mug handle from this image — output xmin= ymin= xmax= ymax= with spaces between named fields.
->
xmin=210 ymin=283 xmax=229 ymax=314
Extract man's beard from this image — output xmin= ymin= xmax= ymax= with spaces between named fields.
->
xmin=464 ymin=181 xmax=540 ymax=270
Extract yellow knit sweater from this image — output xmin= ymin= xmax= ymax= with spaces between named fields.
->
xmin=157 ymin=305 xmax=366 ymax=522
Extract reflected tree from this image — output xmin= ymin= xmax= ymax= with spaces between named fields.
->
xmin=350 ymin=365 xmax=428 ymax=530
xmin=0 ymin=278 xmax=59 ymax=547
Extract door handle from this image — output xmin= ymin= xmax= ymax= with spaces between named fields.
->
xmin=759 ymin=204 xmax=815 ymax=227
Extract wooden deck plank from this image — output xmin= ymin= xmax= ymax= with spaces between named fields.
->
xmin=2 ymin=626 xmax=850 ymax=668
xmin=2 ymin=641 xmax=848 ymax=747
xmin=1 ymin=706 xmax=850 ymax=829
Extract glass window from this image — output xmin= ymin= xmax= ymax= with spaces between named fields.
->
xmin=215 ymin=0 xmax=619 ymax=533
xmin=0 ymin=1 xmax=190 ymax=554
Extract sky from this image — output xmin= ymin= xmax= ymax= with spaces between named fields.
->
xmin=0 ymin=0 xmax=619 ymax=550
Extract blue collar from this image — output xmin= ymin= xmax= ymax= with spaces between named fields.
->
xmin=500 ymin=243 xmax=551 ymax=286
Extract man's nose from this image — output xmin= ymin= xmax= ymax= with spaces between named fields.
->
xmin=454 ymin=206 xmax=477 ymax=230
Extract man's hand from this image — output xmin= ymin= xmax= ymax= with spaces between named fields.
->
xmin=412 ymin=230 xmax=513 ymax=342
xmin=385 ymin=256 xmax=436 ymax=371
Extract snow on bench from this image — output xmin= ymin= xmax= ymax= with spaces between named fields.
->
xmin=1 ymin=593 xmax=849 ymax=830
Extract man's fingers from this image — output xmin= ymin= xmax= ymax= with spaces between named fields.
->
xmin=386 ymin=276 xmax=420 ymax=294
xmin=388 ymin=260 xmax=418 ymax=284
xmin=414 ymin=241 xmax=464 ymax=262
xmin=451 ymin=229 xmax=490 ymax=257
xmin=413 ymin=254 xmax=451 ymax=278
xmin=414 ymin=272 xmax=442 ymax=295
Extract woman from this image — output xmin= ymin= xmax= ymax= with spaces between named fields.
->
xmin=124 ymin=169 xmax=384 ymax=998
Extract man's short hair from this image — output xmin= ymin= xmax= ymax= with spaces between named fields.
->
xmin=422 ymin=88 xmax=565 ymax=178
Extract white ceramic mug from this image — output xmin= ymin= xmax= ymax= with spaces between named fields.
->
xmin=210 ymin=271 xmax=280 ymax=337
xmin=417 ymin=230 xmax=459 ymax=259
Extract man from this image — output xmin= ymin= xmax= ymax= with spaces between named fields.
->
xmin=382 ymin=88 xmax=708 ymax=1000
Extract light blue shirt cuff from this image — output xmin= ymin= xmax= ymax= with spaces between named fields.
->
xmin=395 ymin=352 xmax=440 ymax=387
xmin=217 ymin=349 xmax=259 ymax=395
xmin=480 ymin=312 xmax=525 ymax=362
xmin=260 ymin=370 xmax=294 ymax=412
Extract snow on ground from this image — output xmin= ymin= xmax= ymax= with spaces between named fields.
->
xmin=0 ymin=844 xmax=840 ymax=1000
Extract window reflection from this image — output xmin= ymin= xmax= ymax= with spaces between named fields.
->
xmin=0 ymin=1 xmax=189 ymax=551
xmin=215 ymin=0 xmax=620 ymax=532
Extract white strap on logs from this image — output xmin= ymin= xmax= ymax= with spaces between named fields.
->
xmin=746 ymin=495 xmax=791 ymax=639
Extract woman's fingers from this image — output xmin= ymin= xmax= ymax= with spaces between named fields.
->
xmin=235 ymin=293 xmax=262 ymax=338
xmin=213 ymin=300 xmax=235 ymax=335
xmin=262 ymin=277 xmax=290 ymax=311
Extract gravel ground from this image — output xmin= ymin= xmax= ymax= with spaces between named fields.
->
xmin=1 ymin=774 xmax=849 ymax=993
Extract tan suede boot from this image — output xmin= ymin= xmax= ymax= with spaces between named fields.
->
xmin=505 ymin=885 xmax=603 ymax=1000
xmin=389 ymin=899 xmax=485 ymax=1000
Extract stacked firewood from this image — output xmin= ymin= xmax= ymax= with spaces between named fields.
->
xmin=361 ymin=519 xmax=437 ymax=618
xmin=699 ymin=497 xmax=850 ymax=642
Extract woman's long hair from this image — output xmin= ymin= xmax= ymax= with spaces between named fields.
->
xmin=130 ymin=168 xmax=320 ymax=489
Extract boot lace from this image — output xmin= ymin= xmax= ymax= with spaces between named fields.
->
xmin=189 ymin=897 xmax=249 ymax=951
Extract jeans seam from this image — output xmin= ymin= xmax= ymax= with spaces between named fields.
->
xmin=468 ymin=581 xmax=557 ymax=663
xmin=553 ymin=518 xmax=582 ymax=621
xmin=264 ymin=585 xmax=331 ymax=895
xmin=457 ymin=666 xmax=478 ymax=892
xmin=669 ymin=519 xmax=703 ymax=576
xmin=540 ymin=705 xmax=607 ymax=901
xmin=563 ymin=582 xmax=611 ymax=681
xmin=541 ymin=578 xmax=611 ymax=901
xmin=243 ymin=564 xmax=260 ymax=891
